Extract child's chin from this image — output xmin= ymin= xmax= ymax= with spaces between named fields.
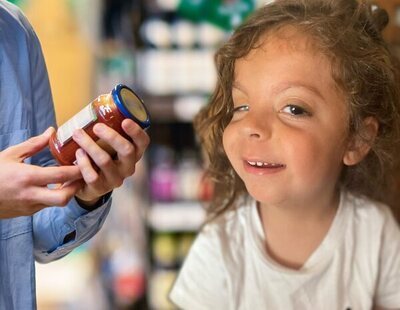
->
xmin=245 ymin=186 xmax=281 ymax=206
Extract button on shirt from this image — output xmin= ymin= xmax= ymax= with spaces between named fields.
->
xmin=0 ymin=2 xmax=111 ymax=309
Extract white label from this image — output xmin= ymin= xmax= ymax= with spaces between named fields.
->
xmin=57 ymin=103 xmax=97 ymax=146
xmin=99 ymin=104 xmax=113 ymax=115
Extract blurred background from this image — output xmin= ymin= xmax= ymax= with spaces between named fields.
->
xmin=5 ymin=0 xmax=400 ymax=309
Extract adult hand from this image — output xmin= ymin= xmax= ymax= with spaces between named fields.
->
xmin=72 ymin=119 xmax=150 ymax=207
xmin=0 ymin=128 xmax=82 ymax=219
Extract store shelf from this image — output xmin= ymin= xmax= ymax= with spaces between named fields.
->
xmin=147 ymin=202 xmax=206 ymax=232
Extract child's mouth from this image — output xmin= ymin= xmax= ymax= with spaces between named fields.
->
xmin=246 ymin=160 xmax=285 ymax=169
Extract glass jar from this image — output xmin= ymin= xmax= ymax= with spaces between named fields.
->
xmin=49 ymin=84 xmax=150 ymax=165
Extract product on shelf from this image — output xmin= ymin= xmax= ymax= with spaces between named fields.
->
xmin=150 ymin=146 xmax=178 ymax=202
xmin=149 ymin=145 xmax=212 ymax=202
xmin=110 ymin=248 xmax=147 ymax=306
xmin=171 ymin=19 xmax=196 ymax=48
xmin=157 ymin=0 xmax=256 ymax=30
xmin=176 ymin=233 xmax=195 ymax=264
xmin=152 ymin=232 xmax=179 ymax=268
xmin=176 ymin=151 xmax=202 ymax=201
xmin=140 ymin=18 xmax=173 ymax=48
xmin=149 ymin=269 xmax=178 ymax=310
xmin=197 ymin=22 xmax=227 ymax=47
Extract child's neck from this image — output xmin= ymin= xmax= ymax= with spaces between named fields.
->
xmin=257 ymin=190 xmax=340 ymax=270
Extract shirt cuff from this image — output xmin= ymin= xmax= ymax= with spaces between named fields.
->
xmin=74 ymin=191 xmax=113 ymax=212
xmin=34 ymin=195 xmax=112 ymax=263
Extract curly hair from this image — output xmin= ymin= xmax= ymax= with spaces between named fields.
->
xmin=194 ymin=0 xmax=400 ymax=220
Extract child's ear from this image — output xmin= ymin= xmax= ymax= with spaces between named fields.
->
xmin=343 ymin=116 xmax=379 ymax=166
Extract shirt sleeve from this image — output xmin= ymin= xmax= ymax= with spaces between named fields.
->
xmin=169 ymin=225 xmax=228 ymax=310
xmin=33 ymin=196 xmax=111 ymax=263
xmin=374 ymin=208 xmax=400 ymax=308
xmin=20 ymin=12 xmax=113 ymax=263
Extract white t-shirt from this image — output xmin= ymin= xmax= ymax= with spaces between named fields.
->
xmin=169 ymin=191 xmax=400 ymax=309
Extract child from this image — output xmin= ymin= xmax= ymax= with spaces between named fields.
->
xmin=169 ymin=0 xmax=400 ymax=309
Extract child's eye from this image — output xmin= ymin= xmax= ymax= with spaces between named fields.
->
xmin=281 ymin=104 xmax=310 ymax=117
xmin=233 ymin=105 xmax=249 ymax=113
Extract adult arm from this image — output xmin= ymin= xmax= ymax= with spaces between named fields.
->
xmin=16 ymin=13 xmax=114 ymax=263
xmin=22 ymin=15 xmax=149 ymax=262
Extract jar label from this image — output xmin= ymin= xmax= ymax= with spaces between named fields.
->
xmin=57 ymin=103 xmax=97 ymax=146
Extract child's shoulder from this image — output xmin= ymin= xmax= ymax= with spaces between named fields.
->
xmin=344 ymin=190 xmax=398 ymax=230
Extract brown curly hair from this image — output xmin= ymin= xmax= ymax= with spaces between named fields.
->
xmin=194 ymin=0 xmax=400 ymax=220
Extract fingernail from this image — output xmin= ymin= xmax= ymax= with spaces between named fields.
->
xmin=76 ymin=148 xmax=85 ymax=159
xmin=123 ymin=119 xmax=135 ymax=130
xmin=94 ymin=123 xmax=105 ymax=133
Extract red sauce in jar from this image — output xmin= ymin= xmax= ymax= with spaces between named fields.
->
xmin=49 ymin=84 xmax=150 ymax=166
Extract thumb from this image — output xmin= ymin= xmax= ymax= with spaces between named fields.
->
xmin=2 ymin=127 xmax=55 ymax=162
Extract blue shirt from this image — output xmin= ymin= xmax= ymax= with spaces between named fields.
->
xmin=0 ymin=2 xmax=111 ymax=309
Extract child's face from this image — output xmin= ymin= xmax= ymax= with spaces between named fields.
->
xmin=223 ymin=29 xmax=353 ymax=207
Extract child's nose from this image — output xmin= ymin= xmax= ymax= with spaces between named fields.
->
xmin=241 ymin=111 xmax=272 ymax=140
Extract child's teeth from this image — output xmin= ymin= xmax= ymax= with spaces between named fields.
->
xmin=247 ymin=160 xmax=284 ymax=168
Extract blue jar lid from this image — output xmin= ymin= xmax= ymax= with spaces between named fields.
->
xmin=112 ymin=84 xmax=151 ymax=129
